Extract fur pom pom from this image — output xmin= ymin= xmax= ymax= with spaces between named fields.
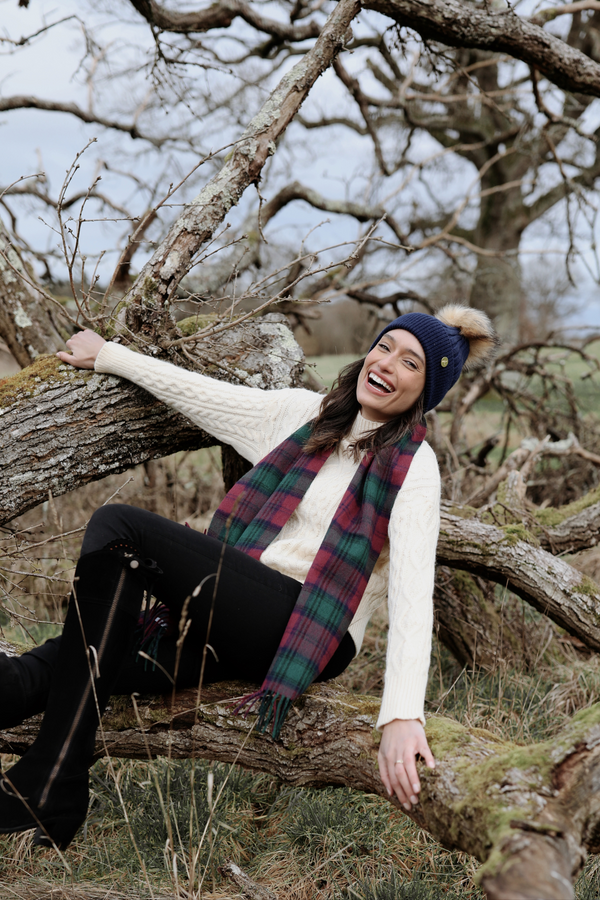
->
xmin=435 ymin=304 xmax=498 ymax=370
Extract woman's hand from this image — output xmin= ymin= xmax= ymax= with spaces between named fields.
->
xmin=378 ymin=718 xmax=435 ymax=810
xmin=56 ymin=329 xmax=106 ymax=370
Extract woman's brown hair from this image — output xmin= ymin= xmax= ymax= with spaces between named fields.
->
xmin=303 ymin=358 xmax=425 ymax=460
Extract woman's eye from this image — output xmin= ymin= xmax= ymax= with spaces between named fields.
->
xmin=405 ymin=359 xmax=417 ymax=370
xmin=378 ymin=342 xmax=390 ymax=352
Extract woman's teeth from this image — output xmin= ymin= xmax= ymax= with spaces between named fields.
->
xmin=368 ymin=373 xmax=392 ymax=392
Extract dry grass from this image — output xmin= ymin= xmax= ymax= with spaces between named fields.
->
xmin=3 ymin=351 xmax=600 ymax=898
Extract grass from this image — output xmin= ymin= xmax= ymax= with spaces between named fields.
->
xmin=3 ymin=350 xmax=600 ymax=897
xmin=304 ymin=354 xmax=361 ymax=390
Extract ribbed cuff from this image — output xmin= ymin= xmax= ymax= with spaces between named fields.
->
xmin=376 ymin=668 xmax=428 ymax=730
xmin=347 ymin=618 xmax=368 ymax=655
xmin=95 ymin=342 xmax=140 ymax=379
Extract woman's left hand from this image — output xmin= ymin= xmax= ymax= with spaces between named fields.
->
xmin=378 ymin=718 xmax=435 ymax=810
xmin=56 ymin=329 xmax=106 ymax=369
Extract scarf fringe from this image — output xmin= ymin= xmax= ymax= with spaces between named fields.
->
xmin=233 ymin=689 xmax=292 ymax=740
xmin=134 ymin=602 xmax=171 ymax=670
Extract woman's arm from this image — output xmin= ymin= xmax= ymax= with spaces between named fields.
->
xmin=57 ymin=330 xmax=321 ymax=464
xmin=377 ymin=442 xmax=441 ymax=809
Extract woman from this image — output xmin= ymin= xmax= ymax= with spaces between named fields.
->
xmin=0 ymin=304 xmax=496 ymax=850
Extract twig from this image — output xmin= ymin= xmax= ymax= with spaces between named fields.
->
xmin=220 ymin=860 xmax=277 ymax=900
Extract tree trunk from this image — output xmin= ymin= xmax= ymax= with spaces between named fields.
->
xmin=469 ymin=255 xmax=522 ymax=343
xmin=221 ymin=444 xmax=253 ymax=493
xmin=0 ymin=221 xmax=68 ymax=366
xmin=2 ymin=679 xmax=599 ymax=899
xmin=434 ymin=568 xmax=509 ymax=669
xmin=0 ymin=313 xmax=303 ymax=524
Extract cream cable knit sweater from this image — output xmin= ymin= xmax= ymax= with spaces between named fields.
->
xmin=95 ymin=343 xmax=441 ymax=728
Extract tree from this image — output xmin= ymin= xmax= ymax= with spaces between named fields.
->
xmin=3 ymin=1 xmax=600 ymax=338
xmin=3 ymin=1 xmax=600 ymax=897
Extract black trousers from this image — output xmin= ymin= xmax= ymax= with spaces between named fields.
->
xmin=76 ymin=504 xmax=356 ymax=695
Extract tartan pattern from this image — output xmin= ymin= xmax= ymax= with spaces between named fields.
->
xmin=208 ymin=419 xmax=426 ymax=738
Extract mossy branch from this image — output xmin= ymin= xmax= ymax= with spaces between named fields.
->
xmin=2 ymin=679 xmax=599 ymax=898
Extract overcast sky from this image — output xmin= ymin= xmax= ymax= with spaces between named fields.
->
xmin=2 ymin=0 xmax=600 ymax=327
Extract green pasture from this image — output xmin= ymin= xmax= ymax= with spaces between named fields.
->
xmin=308 ymin=341 xmax=600 ymax=409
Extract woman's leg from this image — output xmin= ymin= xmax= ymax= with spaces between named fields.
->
xmin=0 ymin=504 xmax=355 ymax=728
xmin=0 ymin=543 xmax=153 ymax=848
xmin=83 ymin=504 xmax=355 ymax=689
xmin=0 ymin=638 xmax=60 ymax=728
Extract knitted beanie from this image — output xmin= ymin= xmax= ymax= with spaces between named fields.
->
xmin=370 ymin=304 xmax=497 ymax=413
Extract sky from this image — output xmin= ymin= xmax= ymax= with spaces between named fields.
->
xmin=2 ymin=0 xmax=600 ymax=328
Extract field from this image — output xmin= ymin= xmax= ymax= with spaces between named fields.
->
xmin=2 ymin=349 xmax=600 ymax=898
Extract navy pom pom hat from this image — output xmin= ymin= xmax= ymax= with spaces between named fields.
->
xmin=369 ymin=304 xmax=498 ymax=413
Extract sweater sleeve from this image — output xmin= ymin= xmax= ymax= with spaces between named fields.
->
xmin=376 ymin=442 xmax=440 ymax=730
xmin=94 ymin=342 xmax=321 ymax=465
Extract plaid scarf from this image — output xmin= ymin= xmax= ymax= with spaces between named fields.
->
xmin=208 ymin=418 xmax=426 ymax=738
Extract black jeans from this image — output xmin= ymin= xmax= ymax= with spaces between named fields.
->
xmin=79 ymin=504 xmax=355 ymax=695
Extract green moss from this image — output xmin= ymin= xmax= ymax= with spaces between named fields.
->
xmin=534 ymin=484 xmax=600 ymax=527
xmin=575 ymin=574 xmax=600 ymax=596
xmin=451 ymin=570 xmax=480 ymax=592
xmin=371 ymin=728 xmax=382 ymax=747
xmin=496 ymin=480 xmax=509 ymax=506
xmin=0 ymin=355 xmax=75 ymax=409
xmin=425 ymin=708 xmax=600 ymax=877
xmin=178 ymin=314 xmax=219 ymax=336
xmin=102 ymin=694 xmax=167 ymax=731
xmin=500 ymin=523 xmax=539 ymax=546
xmin=447 ymin=505 xmax=479 ymax=519
xmin=480 ymin=503 xmax=522 ymax=527
xmin=141 ymin=276 xmax=158 ymax=307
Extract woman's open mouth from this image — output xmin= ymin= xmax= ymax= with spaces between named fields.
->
xmin=367 ymin=372 xmax=393 ymax=394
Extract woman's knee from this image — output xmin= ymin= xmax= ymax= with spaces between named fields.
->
xmin=81 ymin=504 xmax=140 ymax=555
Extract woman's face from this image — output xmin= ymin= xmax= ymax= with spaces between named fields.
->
xmin=356 ymin=329 xmax=426 ymax=422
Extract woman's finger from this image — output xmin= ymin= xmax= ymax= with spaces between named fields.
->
xmin=380 ymin=748 xmax=406 ymax=806
xmin=403 ymin=750 xmax=421 ymax=800
xmin=378 ymin=751 xmax=393 ymax=797
xmin=387 ymin=753 xmax=414 ymax=808
xmin=418 ymin=737 xmax=436 ymax=770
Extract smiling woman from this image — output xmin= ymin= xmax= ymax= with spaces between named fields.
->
xmin=0 ymin=304 xmax=497 ymax=850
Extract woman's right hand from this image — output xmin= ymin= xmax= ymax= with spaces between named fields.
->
xmin=56 ymin=329 xmax=106 ymax=369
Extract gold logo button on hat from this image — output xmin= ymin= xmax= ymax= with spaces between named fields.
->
xmin=440 ymin=356 xmax=449 ymax=368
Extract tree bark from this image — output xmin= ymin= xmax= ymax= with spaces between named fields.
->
xmin=2 ymin=679 xmax=600 ymax=898
xmin=0 ymin=313 xmax=303 ymax=524
xmin=534 ymin=498 xmax=600 ymax=555
xmin=0 ymin=221 xmax=67 ymax=366
xmin=366 ymin=0 xmax=600 ymax=98
xmin=114 ymin=0 xmax=361 ymax=345
xmin=434 ymin=567 xmax=509 ymax=669
xmin=437 ymin=507 xmax=600 ymax=652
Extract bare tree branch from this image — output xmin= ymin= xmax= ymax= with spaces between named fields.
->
xmin=0 ymin=96 xmax=166 ymax=146
xmin=437 ymin=506 xmax=600 ymax=652
xmin=113 ymin=0 xmax=361 ymax=343
xmin=366 ymin=0 xmax=600 ymax=97
xmin=0 ymin=219 xmax=68 ymax=365
xmin=129 ymin=0 xmax=322 ymax=41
